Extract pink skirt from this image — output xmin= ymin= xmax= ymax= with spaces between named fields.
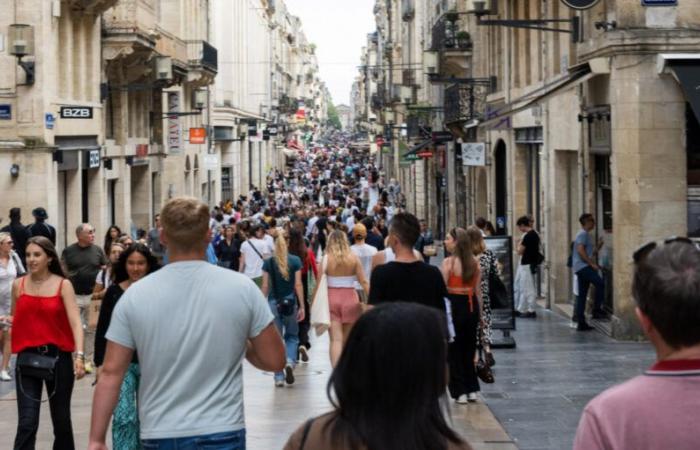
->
xmin=328 ymin=287 xmax=361 ymax=324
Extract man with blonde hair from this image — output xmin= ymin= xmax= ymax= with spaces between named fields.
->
xmin=89 ymin=197 xmax=285 ymax=450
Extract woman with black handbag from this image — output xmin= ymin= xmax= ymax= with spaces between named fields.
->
xmin=261 ymin=232 xmax=305 ymax=387
xmin=467 ymin=226 xmax=497 ymax=368
xmin=8 ymin=236 xmax=85 ymax=450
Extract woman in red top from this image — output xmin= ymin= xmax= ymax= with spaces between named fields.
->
xmin=288 ymin=228 xmax=318 ymax=361
xmin=441 ymin=228 xmax=482 ymax=404
xmin=8 ymin=236 xmax=85 ymax=450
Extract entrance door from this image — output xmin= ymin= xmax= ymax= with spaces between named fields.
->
xmin=494 ymin=140 xmax=507 ymax=235
xmin=595 ymin=155 xmax=613 ymax=313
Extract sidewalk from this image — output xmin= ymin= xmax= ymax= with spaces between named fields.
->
xmin=0 ymin=336 xmax=516 ymax=450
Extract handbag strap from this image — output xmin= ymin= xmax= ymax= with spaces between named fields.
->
xmin=247 ymin=240 xmax=264 ymax=261
xmin=17 ymin=358 xmax=59 ymax=403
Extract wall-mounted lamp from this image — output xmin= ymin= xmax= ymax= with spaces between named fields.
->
xmin=10 ymin=164 xmax=20 ymax=178
xmin=8 ymin=24 xmax=35 ymax=85
xmin=154 ymin=56 xmax=173 ymax=82
xmin=193 ymin=89 xmax=207 ymax=110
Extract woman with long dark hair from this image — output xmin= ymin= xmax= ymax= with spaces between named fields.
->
xmin=442 ymin=228 xmax=482 ymax=403
xmin=9 ymin=236 xmax=85 ymax=449
xmin=288 ymin=228 xmax=317 ymax=361
xmin=94 ymin=243 xmax=160 ymax=450
xmin=283 ymin=303 xmax=473 ymax=450
xmin=467 ymin=226 xmax=497 ymax=366
xmin=103 ymin=225 xmax=122 ymax=255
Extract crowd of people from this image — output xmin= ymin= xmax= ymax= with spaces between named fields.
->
xmin=0 ymin=134 xmax=697 ymax=450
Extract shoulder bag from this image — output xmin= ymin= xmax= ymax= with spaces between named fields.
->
xmin=269 ymin=258 xmax=296 ymax=317
xmin=247 ymin=240 xmax=265 ymax=261
xmin=310 ymin=256 xmax=330 ymax=336
xmin=17 ymin=351 xmax=59 ymax=402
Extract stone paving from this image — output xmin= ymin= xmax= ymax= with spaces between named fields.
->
xmin=482 ymin=306 xmax=653 ymax=450
xmin=0 ymin=336 xmax=516 ymax=450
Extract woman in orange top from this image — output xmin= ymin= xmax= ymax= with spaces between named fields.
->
xmin=8 ymin=236 xmax=85 ymax=449
xmin=441 ymin=228 xmax=481 ymax=404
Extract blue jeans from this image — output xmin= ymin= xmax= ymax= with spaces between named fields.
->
xmin=576 ymin=266 xmax=604 ymax=323
xmin=142 ymin=430 xmax=245 ymax=450
xmin=268 ymin=299 xmax=299 ymax=380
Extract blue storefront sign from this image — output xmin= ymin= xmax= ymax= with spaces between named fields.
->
xmin=45 ymin=113 xmax=55 ymax=129
xmin=642 ymin=0 xmax=677 ymax=5
xmin=0 ymin=104 xmax=11 ymax=120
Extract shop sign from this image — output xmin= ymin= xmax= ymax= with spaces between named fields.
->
xmin=462 ymin=142 xmax=486 ymax=166
xmin=641 ymin=0 xmax=677 ymax=5
xmin=268 ymin=125 xmax=278 ymax=136
xmin=403 ymin=153 xmax=420 ymax=161
xmin=560 ymin=0 xmax=601 ymax=9
xmin=417 ymin=151 xmax=433 ymax=158
xmin=167 ymin=93 xmax=182 ymax=155
xmin=86 ymin=149 xmax=100 ymax=169
xmin=263 ymin=129 xmax=270 ymax=141
xmin=0 ymin=104 xmax=11 ymax=120
xmin=432 ymin=131 xmax=454 ymax=144
xmin=247 ymin=120 xmax=257 ymax=137
xmin=60 ymin=106 xmax=93 ymax=119
xmin=45 ymin=113 xmax=55 ymax=129
xmin=203 ymin=154 xmax=218 ymax=170
xmin=136 ymin=144 xmax=149 ymax=158
xmin=190 ymin=127 xmax=206 ymax=144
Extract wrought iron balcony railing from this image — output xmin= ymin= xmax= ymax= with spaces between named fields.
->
xmin=431 ymin=13 xmax=473 ymax=52
xmin=186 ymin=40 xmax=218 ymax=73
xmin=444 ymin=83 xmax=489 ymax=124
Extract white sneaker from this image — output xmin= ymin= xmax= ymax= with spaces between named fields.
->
xmin=456 ymin=394 xmax=469 ymax=404
xmin=274 ymin=379 xmax=284 ymax=387
xmin=0 ymin=370 xmax=11 ymax=381
xmin=467 ymin=392 xmax=478 ymax=402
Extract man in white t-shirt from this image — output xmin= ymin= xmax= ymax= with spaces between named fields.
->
xmin=239 ymin=224 xmax=273 ymax=288
xmin=350 ymin=224 xmax=377 ymax=303
xmin=88 ymin=197 xmax=284 ymax=450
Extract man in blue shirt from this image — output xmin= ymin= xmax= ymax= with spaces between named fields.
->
xmin=572 ymin=213 xmax=605 ymax=331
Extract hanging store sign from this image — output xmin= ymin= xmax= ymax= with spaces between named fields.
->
xmin=432 ymin=131 xmax=454 ymax=144
xmin=268 ymin=125 xmax=278 ymax=136
xmin=263 ymin=129 xmax=270 ymax=141
xmin=0 ymin=105 xmax=11 ymax=120
xmin=462 ymin=143 xmax=486 ymax=166
xmin=203 ymin=154 xmax=218 ymax=170
xmin=247 ymin=120 xmax=258 ymax=137
xmin=403 ymin=153 xmax=420 ymax=161
xmin=85 ymin=149 xmax=101 ymax=169
xmin=167 ymin=93 xmax=182 ymax=155
xmin=190 ymin=127 xmax=206 ymax=144
xmin=60 ymin=106 xmax=93 ymax=119
xmin=560 ymin=0 xmax=601 ymax=9
xmin=417 ymin=151 xmax=434 ymax=158
xmin=136 ymin=144 xmax=149 ymax=158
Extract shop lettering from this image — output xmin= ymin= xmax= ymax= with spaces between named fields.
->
xmin=60 ymin=107 xmax=93 ymax=119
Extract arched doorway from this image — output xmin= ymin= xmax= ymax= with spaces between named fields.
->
xmin=494 ymin=140 xmax=508 ymax=235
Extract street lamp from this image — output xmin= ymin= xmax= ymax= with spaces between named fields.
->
xmin=8 ymin=24 xmax=35 ymax=85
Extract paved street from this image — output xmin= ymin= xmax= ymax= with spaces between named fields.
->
xmin=0 ymin=335 xmax=516 ymax=450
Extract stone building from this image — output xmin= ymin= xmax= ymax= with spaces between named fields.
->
xmin=359 ymin=0 xmax=700 ymax=339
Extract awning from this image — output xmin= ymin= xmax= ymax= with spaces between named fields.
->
xmin=480 ymin=57 xmax=610 ymax=128
xmin=402 ymin=139 xmax=433 ymax=157
xmin=658 ymin=54 xmax=700 ymax=123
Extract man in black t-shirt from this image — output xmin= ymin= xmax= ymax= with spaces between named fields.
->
xmin=368 ymin=213 xmax=447 ymax=313
xmin=26 ymin=207 xmax=56 ymax=245
xmin=514 ymin=215 xmax=541 ymax=318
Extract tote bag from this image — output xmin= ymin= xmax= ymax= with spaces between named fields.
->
xmin=310 ymin=256 xmax=330 ymax=336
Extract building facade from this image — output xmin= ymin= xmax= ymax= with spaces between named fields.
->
xmin=357 ymin=0 xmax=700 ymax=339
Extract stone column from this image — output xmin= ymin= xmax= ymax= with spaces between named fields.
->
xmin=610 ymin=55 xmax=687 ymax=339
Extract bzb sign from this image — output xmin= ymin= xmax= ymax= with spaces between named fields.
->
xmin=60 ymin=106 xmax=93 ymax=119
xmin=560 ymin=0 xmax=600 ymax=9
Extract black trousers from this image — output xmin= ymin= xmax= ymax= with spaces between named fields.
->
xmin=14 ymin=349 xmax=75 ymax=450
xmin=447 ymin=294 xmax=480 ymax=399
xmin=298 ymin=271 xmax=311 ymax=350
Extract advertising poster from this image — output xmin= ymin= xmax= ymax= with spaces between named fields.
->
xmin=484 ymin=236 xmax=515 ymax=330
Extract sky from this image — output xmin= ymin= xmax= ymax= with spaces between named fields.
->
xmin=284 ymin=0 xmax=376 ymax=106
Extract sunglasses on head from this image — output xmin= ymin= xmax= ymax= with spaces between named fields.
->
xmin=632 ymin=236 xmax=697 ymax=264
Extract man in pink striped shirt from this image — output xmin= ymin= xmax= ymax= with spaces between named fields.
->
xmin=574 ymin=239 xmax=700 ymax=450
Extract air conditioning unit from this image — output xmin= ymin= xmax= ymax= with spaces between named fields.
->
xmin=155 ymin=56 xmax=173 ymax=81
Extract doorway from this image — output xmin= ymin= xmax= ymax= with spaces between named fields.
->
xmin=494 ymin=140 xmax=507 ymax=235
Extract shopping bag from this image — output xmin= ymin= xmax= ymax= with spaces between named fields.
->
xmin=310 ymin=256 xmax=330 ymax=336
xmin=87 ymin=299 xmax=101 ymax=330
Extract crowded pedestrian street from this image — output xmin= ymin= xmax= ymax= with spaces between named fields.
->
xmin=2 ymin=1 xmax=700 ymax=450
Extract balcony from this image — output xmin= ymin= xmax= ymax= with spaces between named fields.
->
xmin=66 ymin=0 xmax=118 ymax=14
xmin=431 ymin=12 xmax=473 ymax=78
xmin=444 ymin=84 xmax=489 ymax=125
xmin=186 ymin=40 xmax=218 ymax=85
xmin=102 ymin=1 xmax=158 ymax=64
